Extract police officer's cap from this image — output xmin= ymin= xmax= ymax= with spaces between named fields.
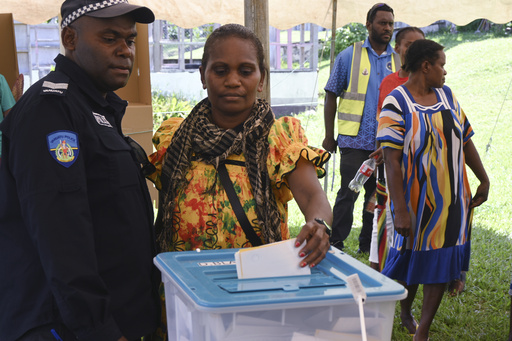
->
xmin=61 ymin=0 xmax=155 ymax=28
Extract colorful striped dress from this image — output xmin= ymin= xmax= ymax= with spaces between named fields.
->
xmin=377 ymin=85 xmax=474 ymax=285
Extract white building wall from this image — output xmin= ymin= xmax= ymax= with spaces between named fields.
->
xmin=150 ymin=69 xmax=319 ymax=115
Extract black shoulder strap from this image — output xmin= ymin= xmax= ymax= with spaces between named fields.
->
xmin=217 ymin=162 xmax=263 ymax=247
xmin=124 ymin=135 xmax=156 ymax=177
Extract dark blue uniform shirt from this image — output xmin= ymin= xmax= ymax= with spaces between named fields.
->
xmin=0 ymin=54 xmax=160 ymax=341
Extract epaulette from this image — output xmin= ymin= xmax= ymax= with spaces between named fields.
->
xmin=40 ymin=71 xmax=70 ymax=97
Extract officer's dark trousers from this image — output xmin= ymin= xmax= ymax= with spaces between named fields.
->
xmin=330 ymin=148 xmax=375 ymax=251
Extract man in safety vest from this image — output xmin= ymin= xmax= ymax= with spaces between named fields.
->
xmin=323 ymin=3 xmax=399 ymax=253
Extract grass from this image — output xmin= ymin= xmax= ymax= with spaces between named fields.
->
xmin=287 ymin=32 xmax=512 ymax=340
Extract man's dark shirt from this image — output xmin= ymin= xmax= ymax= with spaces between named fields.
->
xmin=0 ymin=54 xmax=160 ymax=340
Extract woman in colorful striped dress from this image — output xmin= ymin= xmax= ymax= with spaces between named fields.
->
xmin=377 ymin=39 xmax=489 ymax=341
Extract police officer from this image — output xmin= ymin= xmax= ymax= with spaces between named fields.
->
xmin=0 ymin=1 xmax=160 ymax=340
xmin=322 ymin=3 xmax=399 ymax=253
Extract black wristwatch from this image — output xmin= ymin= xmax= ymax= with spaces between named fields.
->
xmin=314 ymin=218 xmax=332 ymax=237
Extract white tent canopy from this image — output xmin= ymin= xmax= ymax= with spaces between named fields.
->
xmin=4 ymin=0 xmax=512 ymax=27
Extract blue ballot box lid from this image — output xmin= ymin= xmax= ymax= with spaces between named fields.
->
xmin=154 ymin=247 xmax=406 ymax=312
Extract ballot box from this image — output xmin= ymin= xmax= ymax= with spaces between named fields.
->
xmin=154 ymin=247 xmax=406 ymax=341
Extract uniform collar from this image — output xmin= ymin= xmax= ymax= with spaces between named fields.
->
xmin=362 ymin=37 xmax=394 ymax=58
xmin=53 ymin=54 xmax=127 ymax=112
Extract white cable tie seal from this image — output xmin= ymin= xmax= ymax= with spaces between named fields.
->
xmin=346 ymin=273 xmax=368 ymax=341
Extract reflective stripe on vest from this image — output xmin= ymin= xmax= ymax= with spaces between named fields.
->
xmin=337 ymin=42 xmax=400 ymax=136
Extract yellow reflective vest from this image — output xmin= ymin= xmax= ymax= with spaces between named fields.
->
xmin=337 ymin=41 xmax=400 ymax=136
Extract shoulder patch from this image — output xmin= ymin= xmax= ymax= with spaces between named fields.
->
xmin=47 ymin=130 xmax=79 ymax=168
xmin=41 ymin=80 xmax=69 ymax=97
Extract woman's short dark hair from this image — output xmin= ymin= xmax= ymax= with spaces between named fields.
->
xmin=201 ymin=23 xmax=268 ymax=79
xmin=366 ymin=3 xmax=394 ymax=23
xmin=395 ymin=26 xmax=424 ymax=46
xmin=402 ymin=39 xmax=444 ymax=73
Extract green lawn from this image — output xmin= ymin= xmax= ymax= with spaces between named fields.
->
xmin=289 ymin=33 xmax=512 ymax=340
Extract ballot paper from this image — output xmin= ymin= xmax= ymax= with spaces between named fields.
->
xmin=235 ymin=238 xmax=311 ymax=279
xmin=314 ymin=329 xmax=380 ymax=341
xmin=291 ymin=333 xmax=318 ymax=341
xmin=291 ymin=331 xmax=380 ymax=341
xmin=222 ymin=314 xmax=298 ymax=340
xmin=331 ymin=316 xmax=385 ymax=334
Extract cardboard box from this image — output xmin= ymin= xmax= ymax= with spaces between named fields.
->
xmin=0 ymin=13 xmax=20 ymax=89
xmin=154 ymin=247 xmax=406 ymax=341
xmin=115 ymin=24 xmax=157 ymax=204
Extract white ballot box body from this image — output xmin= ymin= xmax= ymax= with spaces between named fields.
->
xmin=154 ymin=247 xmax=406 ymax=341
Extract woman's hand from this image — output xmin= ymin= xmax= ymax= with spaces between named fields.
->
xmin=470 ymin=180 xmax=490 ymax=208
xmin=464 ymin=139 xmax=490 ymax=209
xmin=295 ymin=219 xmax=331 ymax=268
xmin=369 ymin=147 xmax=384 ymax=166
xmin=393 ymin=210 xmax=413 ymax=238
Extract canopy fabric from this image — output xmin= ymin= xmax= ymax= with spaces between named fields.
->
xmin=4 ymin=0 xmax=512 ymax=28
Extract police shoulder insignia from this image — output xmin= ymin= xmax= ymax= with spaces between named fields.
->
xmin=47 ymin=130 xmax=79 ymax=168
xmin=41 ymin=80 xmax=69 ymax=96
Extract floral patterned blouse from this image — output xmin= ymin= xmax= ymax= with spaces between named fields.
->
xmin=148 ymin=116 xmax=329 ymax=252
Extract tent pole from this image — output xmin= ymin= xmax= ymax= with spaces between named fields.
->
xmin=330 ymin=0 xmax=337 ymax=71
xmin=245 ymin=0 xmax=271 ymax=103
xmin=324 ymin=0 xmax=337 ymax=193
